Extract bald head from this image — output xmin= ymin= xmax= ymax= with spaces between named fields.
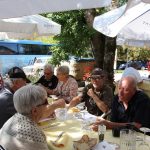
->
xmin=119 ymin=76 xmax=137 ymax=90
xmin=118 ymin=76 xmax=137 ymax=103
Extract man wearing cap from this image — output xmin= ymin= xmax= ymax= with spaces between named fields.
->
xmin=69 ymin=68 xmax=113 ymax=116
xmin=0 ymin=67 xmax=27 ymax=128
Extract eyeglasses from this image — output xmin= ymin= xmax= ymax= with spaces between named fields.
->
xmin=89 ymin=76 xmax=104 ymax=80
xmin=44 ymin=72 xmax=51 ymax=75
xmin=37 ymin=99 xmax=48 ymax=107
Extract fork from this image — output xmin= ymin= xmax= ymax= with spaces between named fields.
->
xmin=52 ymin=131 xmax=65 ymax=144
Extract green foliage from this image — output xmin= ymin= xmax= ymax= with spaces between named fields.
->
xmin=118 ymin=0 xmax=127 ymax=6
xmin=44 ymin=10 xmax=98 ymax=65
xmin=117 ymin=46 xmax=150 ymax=61
xmin=35 ymin=36 xmax=58 ymax=44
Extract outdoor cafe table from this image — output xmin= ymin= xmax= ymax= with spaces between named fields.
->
xmin=39 ymin=117 xmax=150 ymax=150
xmin=41 ymin=117 xmax=98 ymax=150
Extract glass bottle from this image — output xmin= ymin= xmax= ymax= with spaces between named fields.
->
xmin=98 ymin=124 xmax=106 ymax=142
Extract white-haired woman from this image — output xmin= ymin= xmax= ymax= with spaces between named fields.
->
xmin=0 ymin=84 xmax=65 ymax=150
xmin=52 ymin=65 xmax=78 ymax=104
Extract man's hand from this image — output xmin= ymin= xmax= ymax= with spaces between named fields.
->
xmin=91 ymin=117 xmax=106 ymax=131
xmin=87 ymin=88 xmax=95 ymax=98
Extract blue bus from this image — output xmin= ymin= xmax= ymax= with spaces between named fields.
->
xmin=0 ymin=39 xmax=53 ymax=76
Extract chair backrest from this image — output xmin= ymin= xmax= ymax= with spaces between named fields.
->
xmin=0 ymin=74 xmax=4 ymax=90
xmin=0 ymin=145 xmax=6 ymax=150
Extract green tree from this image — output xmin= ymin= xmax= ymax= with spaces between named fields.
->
xmin=44 ymin=0 xmax=127 ymax=89
xmin=45 ymin=10 xmax=116 ymax=88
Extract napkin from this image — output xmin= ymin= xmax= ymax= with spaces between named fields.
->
xmin=92 ymin=141 xmax=116 ymax=150
xmin=73 ymin=135 xmax=97 ymax=150
xmin=47 ymin=133 xmax=73 ymax=150
xmin=81 ymin=111 xmax=97 ymax=125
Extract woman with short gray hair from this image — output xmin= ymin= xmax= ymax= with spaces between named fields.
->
xmin=53 ymin=65 xmax=78 ymax=103
xmin=0 ymin=84 xmax=65 ymax=150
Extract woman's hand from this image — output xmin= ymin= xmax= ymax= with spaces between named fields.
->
xmin=53 ymin=99 xmax=66 ymax=108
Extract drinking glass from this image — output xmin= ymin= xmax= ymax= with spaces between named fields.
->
xmin=138 ymin=127 xmax=150 ymax=150
xmin=98 ymin=124 xmax=106 ymax=142
xmin=120 ymin=129 xmax=136 ymax=150
xmin=55 ymin=108 xmax=67 ymax=121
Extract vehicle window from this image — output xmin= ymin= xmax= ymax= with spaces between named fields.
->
xmin=0 ymin=43 xmax=18 ymax=54
xmin=18 ymin=44 xmax=50 ymax=54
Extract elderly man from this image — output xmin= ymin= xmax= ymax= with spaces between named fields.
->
xmin=69 ymin=68 xmax=113 ymax=116
xmin=121 ymin=62 xmax=143 ymax=83
xmin=0 ymin=67 xmax=27 ymax=128
xmin=36 ymin=64 xmax=58 ymax=94
xmin=92 ymin=76 xmax=150 ymax=130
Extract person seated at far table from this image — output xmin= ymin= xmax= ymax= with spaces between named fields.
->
xmin=0 ymin=67 xmax=28 ymax=128
xmin=68 ymin=68 xmax=113 ymax=116
xmin=0 ymin=84 xmax=65 ymax=150
xmin=0 ymin=73 xmax=4 ymax=91
xmin=121 ymin=62 xmax=143 ymax=84
xmin=92 ymin=76 xmax=150 ymax=131
xmin=49 ymin=66 xmax=78 ymax=104
xmin=35 ymin=64 xmax=58 ymax=93
xmin=8 ymin=66 xmax=31 ymax=83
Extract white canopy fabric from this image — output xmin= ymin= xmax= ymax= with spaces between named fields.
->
xmin=117 ymin=38 xmax=150 ymax=47
xmin=0 ymin=15 xmax=61 ymax=39
xmin=142 ymin=0 xmax=150 ymax=3
xmin=93 ymin=0 xmax=150 ymax=40
xmin=0 ymin=0 xmax=111 ymax=19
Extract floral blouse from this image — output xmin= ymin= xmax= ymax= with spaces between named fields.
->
xmin=54 ymin=77 xmax=78 ymax=103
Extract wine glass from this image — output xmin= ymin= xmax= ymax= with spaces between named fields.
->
xmin=138 ymin=127 xmax=150 ymax=150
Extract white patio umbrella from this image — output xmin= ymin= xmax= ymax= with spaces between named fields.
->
xmin=142 ymin=0 xmax=150 ymax=3
xmin=117 ymin=38 xmax=150 ymax=48
xmin=93 ymin=0 xmax=150 ymax=40
xmin=0 ymin=0 xmax=111 ymax=19
xmin=0 ymin=15 xmax=61 ymax=39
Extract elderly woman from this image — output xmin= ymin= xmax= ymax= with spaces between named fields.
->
xmin=0 ymin=84 xmax=65 ymax=150
xmin=52 ymin=66 xmax=78 ymax=103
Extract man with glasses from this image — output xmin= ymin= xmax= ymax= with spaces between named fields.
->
xmin=69 ymin=68 xmax=113 ymax=116
xmin=35 ymin=64 xmax=58 ymax=94
xmin=0 ymin=67 xmax=27 ymax=128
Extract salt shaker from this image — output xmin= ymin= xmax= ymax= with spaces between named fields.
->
xmin=98 ymin=124 xmax=106 ymax=142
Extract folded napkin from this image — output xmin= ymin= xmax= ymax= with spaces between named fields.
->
xmin=92 ymin=141 xmax=116 ymax=150
xmin=47 ymin=132 xmax=73 ymax=150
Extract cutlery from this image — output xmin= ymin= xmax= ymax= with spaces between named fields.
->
xmin=52 ymin=131 xmax=65 ymax=145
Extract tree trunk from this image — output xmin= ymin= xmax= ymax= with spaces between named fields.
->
xmin=84 ymin=9 xmax=116 ymax=91
xmin=103 ymin=36 xmax=116 ymax=91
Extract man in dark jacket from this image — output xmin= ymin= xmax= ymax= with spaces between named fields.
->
xmin=0 ymin=67 xmax=27 ymax=128
xmin=35 ymin=64 xmax=58 ymax=95
xmin=92 ymin=76 xmax=150 ymax=130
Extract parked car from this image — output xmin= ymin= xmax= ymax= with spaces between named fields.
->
xmin=118 ymin=60 xmax=147 ymax=70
